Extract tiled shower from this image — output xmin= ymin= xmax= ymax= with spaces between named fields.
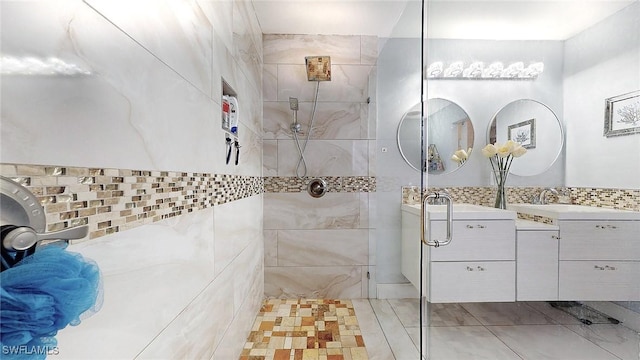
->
xmin=262 ymin=34 xmax=378 ymax=299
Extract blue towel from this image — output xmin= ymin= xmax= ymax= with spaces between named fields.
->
xmin=1 ymin=244 xmax=102 ymax=359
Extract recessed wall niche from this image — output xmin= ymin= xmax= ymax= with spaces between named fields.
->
xmin=221 ymin=79 xmax=238 ymax=136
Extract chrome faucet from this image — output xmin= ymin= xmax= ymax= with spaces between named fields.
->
xmin=538 ymin=188 xmax=559 ymax=205
xmin=428 ymin=189 xmax=451 ymax=205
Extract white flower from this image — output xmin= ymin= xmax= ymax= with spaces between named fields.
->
xmin=484 ymin=140 xmax=528 ymax=172
xmin=511 ymin=144 xmax=527 ymax=157
xmin=497 ymin=140 xmax=517 ymax=158
xmin=454 ymin=149 xmax=468 ymax=160
xmin=481 ymin=144 xmax=497 ymax=157
xmin=451 ymin=154 xmax=461 ymax=163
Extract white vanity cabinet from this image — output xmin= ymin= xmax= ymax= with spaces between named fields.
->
xmin=403 ymin=202 xmax=640 ymax=303
xmin=516 ymin=220 xmax=559 ymax=301
xmin=401 ymin=203 xmax=517 ymax=303
xmin=558 ymin=220 xmax=640 ymax=301
xmin=509 ymin=204 xmax=640 ymax=302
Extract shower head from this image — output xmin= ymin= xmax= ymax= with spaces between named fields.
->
xmin=289 ymin=97 xmax=299 ymax=111
xmin=305 ymin=56 xmax=331 ymax=81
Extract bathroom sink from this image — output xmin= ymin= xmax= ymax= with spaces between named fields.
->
xmin=508 ymin=203 xmax=640 ymax=220
xmin=402 ymin=203 xmax=516 ymax=220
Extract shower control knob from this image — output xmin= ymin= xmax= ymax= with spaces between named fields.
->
xmin=307 ymin=178 xmax=327 ymax=198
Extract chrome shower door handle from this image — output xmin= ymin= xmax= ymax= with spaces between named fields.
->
xmin=421 ymin=192 xmax=453 ymax=247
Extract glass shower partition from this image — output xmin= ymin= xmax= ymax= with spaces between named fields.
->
xmin=417 ymin=1 xmax=640 ymax=360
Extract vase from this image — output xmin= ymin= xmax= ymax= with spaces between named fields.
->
xmin=494 ymin=169 xmax=509 ymax=209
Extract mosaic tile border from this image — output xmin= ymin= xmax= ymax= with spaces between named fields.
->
xmin=402 ymin=186 xmax=548 ymax=207
xmin=517 ymin=213 xmax=555 ymax=225
xmin=0 ymin=163 xmax=263 ymax=240
xmin=571 ymin=187 xmax=640 ymax=211
xmin=264 ymin=177 xmax=375 ymax=193
xmin=402 ymin=186 xmax=639 ymax=212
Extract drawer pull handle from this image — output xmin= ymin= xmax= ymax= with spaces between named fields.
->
xmin=466 ymin=266 xmax=486 ymax=271
xmin=596 ymin=224 xmax=618 ymax=230
xmin=476 ymin=225 xmax=486 ymax=229
xmin=466 ymin=225 xmax=474 ymax=229
xmin=465 ymin=224 xmax=486 ymax=229
xmin=595 ymin=265 xmax=618 ymax=271
xmin=551 ymin=235 xmax=560 ymax=240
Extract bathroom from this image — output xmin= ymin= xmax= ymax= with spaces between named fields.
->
xmin=0 ymin=0 xmax=638 ymax=359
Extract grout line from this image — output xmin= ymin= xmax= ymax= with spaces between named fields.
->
xmin=371 ymin=299 xmax=422 ymax=359
xmin=480 ymin=324 xmax=527 ymax=360
xmin=366 ymin=299 xmax=399 ymax=360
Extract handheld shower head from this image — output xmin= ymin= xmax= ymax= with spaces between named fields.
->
xmin=289 ymin=97 xmax=299 ymax=111
xmin=289 ymin=97 xmax=300 ymax=132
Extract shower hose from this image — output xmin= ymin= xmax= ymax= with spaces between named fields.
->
xmin=293 ymin=81 xmax=320 ymax=179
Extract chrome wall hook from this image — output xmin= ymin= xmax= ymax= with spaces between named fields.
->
xmin=225 ymin=136 xmax=232 ymax=165
xmin=234 ymin=140 xmax=241 ymax=165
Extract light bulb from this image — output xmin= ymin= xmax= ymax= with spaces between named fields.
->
xmin=444 ymin=61 xmax=464 ymax=77
xmin=426 ymin=62 xmax=443 ymax=78
xmin=463 ymin=62 xmax=484 ymax=78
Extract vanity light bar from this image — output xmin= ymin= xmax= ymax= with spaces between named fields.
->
xmin=426 ymin=61 xmax=544 ymax=80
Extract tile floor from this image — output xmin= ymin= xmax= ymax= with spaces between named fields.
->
xmin=362 ymin=299 xmax=640 ymax=360
xmin=241 ymin=299 xmax=368 ymax=360
xmin=244 ymin=299 xmax=640 ymax=359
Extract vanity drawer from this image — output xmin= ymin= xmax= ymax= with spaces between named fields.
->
xmin=559 ymin=260 xmax=640 ymax=301
xmin=429 ymin=220 xmax=515 ymax=261
xmin=559 ymin=220 xmax=640 ymax=260
xmin=429 ymin=261 xmax=515 ymax=303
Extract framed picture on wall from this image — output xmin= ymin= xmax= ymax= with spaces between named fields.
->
xmin=508 ymin=118 xmax=536 ymax=149
xmin=604 ymin=90 xmax=640 ymax=137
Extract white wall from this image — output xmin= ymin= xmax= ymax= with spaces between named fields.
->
xmin=0 ymin=0 xmax=264 ymax=358
xmin=564 ymin=2 xmax=640 ymax=189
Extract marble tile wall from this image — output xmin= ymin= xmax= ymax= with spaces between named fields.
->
xmin=262 ymin=34 xmax=378 ymax=299
xmin=1 ymin=1 xmax=264 ymax=359
xmin=54 ymin=195 xmax=264 ymax=360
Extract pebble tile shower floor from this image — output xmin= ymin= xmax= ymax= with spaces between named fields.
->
xmin=241 ymin=299 xmax=368 ymax=360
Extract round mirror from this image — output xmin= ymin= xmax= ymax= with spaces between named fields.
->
xmin=488 ymin=99 xmax=563 ymax=176
xmin=397 ymin=99 xmax=474 ymax=174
